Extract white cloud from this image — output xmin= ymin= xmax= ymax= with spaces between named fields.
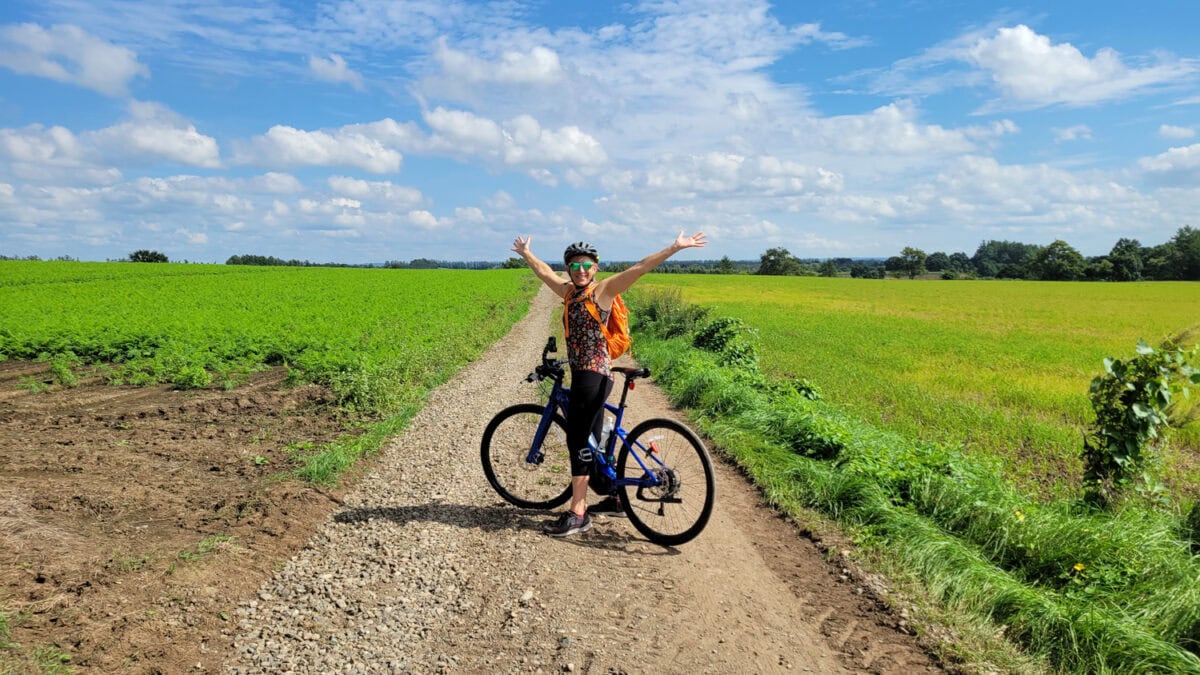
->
xmin=88 ymin=101 xmax=220 ymax=168
xmin=0 ymin=102 xmax=218 ymax=178
xmin=967 ymin=25 xmax=1193 ymax=108
xmin=1139 ymin=143 xmax=1200 ymax=174
xmin=176 ymin=228 xmax=207 ymax=245
xmin=1159 ymin=124 xmax=1196 ymax=140
xmin=0 ymin=23 xmax=148 ymax=96
xmin=1053 ymin=125 xmax=1093 ymax=143
xmin=308 ymin=53 xmax=364 ymax=90
xmin=423 ymin=108 xmax=607 ymax=168
xmin=237 ymin=123 xmax=404 ymax=173
xmin=434 ymin=39 xmax=564 ymax=86
xmin=327 ymin=176 xmax=423 ymax=206
xmin=408 ymin=209 xmax=444 ymax=229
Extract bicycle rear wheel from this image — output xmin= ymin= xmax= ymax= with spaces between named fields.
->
xmin=616 ymin=418 xmax=715 ymax=546
xmin=481 ymin=403 xmax=572 ymax=509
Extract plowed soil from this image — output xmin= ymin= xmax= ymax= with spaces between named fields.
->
xmin=0 ymin=363 xmax=352 ymax=672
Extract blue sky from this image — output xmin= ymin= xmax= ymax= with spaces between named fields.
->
xmin=1 ymin=1 xmax=1197 ymax=264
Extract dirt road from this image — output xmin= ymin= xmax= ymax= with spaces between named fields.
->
xmin=226 ymin=286 xmax=942 ymax=674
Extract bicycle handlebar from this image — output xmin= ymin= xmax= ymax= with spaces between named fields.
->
xmin=525 ymin=336 xmax=567 ymax=382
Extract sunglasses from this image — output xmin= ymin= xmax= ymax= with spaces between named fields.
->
xmin=568 ymin=262 xmax=596 ymax=271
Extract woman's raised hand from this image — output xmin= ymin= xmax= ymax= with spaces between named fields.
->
xmin=512 ymin=235 xmax=532 ymax=256
xmin=675 ymin=230 xmax=708 ymax=250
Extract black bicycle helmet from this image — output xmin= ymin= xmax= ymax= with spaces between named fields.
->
xmin=563 ymin=241 xmax=599 ymax=264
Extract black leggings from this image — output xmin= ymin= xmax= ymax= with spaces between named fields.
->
xmin=567 ymin=369 xmax=613 ymax=477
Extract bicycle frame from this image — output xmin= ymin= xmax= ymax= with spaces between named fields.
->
xmin=528 ymin=369 xmax=666 ymax=492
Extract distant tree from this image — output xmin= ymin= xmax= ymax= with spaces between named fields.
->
xmin=757 ymin=247 xmax=802 ymax=275
xmin=717 ymin=256 xmax=736 ymax=274
xmin=817 ymin=260 xmax=838 ymax=277
xmin=972 ymin=240 xmax=1039 ymax=278
xmin=948 ymin=252 xmax=972 ymax=271
xmin=129 ymin=250 xmax=168 ymax=263
xmin=899 ymin=246 xmax=927 ymax=279
xmin=849 ymin=263 xmax=870 ymax=278
xmin=1107 ymin=238 xmax=1143 ymax=281
xmin=500 ymin=257 xmax=526 ymax=269
xmin=1086 ymin=257 xmax=1115 ymax=281
xmin=925 ymin=251 xmax=950 ymax=272
xmin=1171 ymin=226 xmax=1200 ymax=280
xmin=1030 ymin=240 xmax=1086 ymax=281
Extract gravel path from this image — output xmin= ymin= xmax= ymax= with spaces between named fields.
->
xmin=226 ymin=286 xmax=942 ymax=674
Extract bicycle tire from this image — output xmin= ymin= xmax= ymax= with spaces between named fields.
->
xmin=481 ymin=403 xmax=572 ymax=509
xmin=616 ymin=418 xmax=715 ymax=546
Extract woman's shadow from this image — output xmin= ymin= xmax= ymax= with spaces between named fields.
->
xmin=332 ymin=502 xmax=679 ymax=555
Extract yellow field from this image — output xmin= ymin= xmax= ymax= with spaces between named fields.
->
xmin=634 ymin=275 xmax=1200 ymax=495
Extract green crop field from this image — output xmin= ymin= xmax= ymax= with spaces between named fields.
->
xmin=633 ymin=274 xmax=1200 ymax=495
xmin=0 ymin=261 xmax=535 ymax=414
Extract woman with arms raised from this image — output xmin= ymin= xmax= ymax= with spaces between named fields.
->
xmin=511 ymin=231 xmax=707 ymax=537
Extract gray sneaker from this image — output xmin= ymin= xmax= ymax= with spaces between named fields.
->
xmin=543 ymin=511 xmax=592 ymax=537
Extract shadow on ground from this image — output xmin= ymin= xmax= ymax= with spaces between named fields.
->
xmin=333 ymin=503 xmax=680 ymax=556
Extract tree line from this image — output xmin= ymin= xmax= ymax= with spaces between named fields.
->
xmin=6 ymin=226 xmax=1197 ymax=280
xmin=753 ymin=226 xmax=1200 ymax=281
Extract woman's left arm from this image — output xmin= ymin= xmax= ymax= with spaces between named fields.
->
xmin=595 ymin=231 xmax=706 ymax=307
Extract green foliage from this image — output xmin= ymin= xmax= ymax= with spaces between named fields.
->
xmin=1031 ymin=240 xmax=1086 ymax=281
xmin=1186 ymin=501 xmax=1200 ymax=554
xmin=629 ymin=287 xmax=709 ymax=339
xmin=1084 ymin=336 xmax=1200 ymax=507
xmin=756 ymin=247 xmax=803 ymax=276
xmin=45 ymin=351 xmax=80 ymax=388
xmin=900 ymin=246 xmax=927 ymax=279
xmin=178 ymin=534 xmax=232 ymax=562
xmin=128 ymin=249 xmax=168 ymax=263
xmin=172 ymin=364 xmax=212 ymax=389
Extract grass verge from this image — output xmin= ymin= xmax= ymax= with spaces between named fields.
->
xmin=627 ymin=288 xmax=1200 ymax=674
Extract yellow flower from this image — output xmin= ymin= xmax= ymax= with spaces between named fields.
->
xmin=1013 ymin=509 xmax=1025 ymax=522
xmin=1073 ymin=562 xmax=1085 ymax=572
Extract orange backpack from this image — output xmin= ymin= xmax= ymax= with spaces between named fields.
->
xmin=563 ymin=285 xmax=631 ymax=360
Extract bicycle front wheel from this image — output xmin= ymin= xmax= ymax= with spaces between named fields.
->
xmin=481 ymin=403 xmax=572 ymax=509
xmin=616 ymin=418 xmax=715 ymax=546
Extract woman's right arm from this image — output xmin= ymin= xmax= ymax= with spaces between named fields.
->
xmin=513 ymin=236 xmax=569 ymax=298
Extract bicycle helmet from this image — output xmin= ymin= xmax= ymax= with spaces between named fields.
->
xmin=563 ymin=241 xmax=599 ymax=264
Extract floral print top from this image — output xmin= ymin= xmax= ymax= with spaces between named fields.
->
xmin=565 ymin=284 xmax=611 ymax=376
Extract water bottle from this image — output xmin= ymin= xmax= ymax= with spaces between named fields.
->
xmin=599 ymin=415 xmax=614 ymax=451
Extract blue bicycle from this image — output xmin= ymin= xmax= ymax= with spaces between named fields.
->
xmin=481 ymin=337 xmax=715 ymax=546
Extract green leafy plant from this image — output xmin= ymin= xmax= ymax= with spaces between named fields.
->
xmin=1083 ymin=335 xmax=1199 ymax=508
xmin=178 ymin=535 xmax=232 ymax=563
xmin=172 ymin=364 xmax=212 ymax=389
xmin=46 ymin=351 xmax=80 ymax=388
xmin=16 ymin=376 xmax=48 ymax=394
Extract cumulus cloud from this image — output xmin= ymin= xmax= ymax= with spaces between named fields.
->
xmin=88 ymin=101 xmax=220 ymax=168
xmin=1139 ymin=143 xmax=1200 ymax=177
xmin=0 ymin=102 xmax=218 ymax=180
xmin=1053 ymin=125 xmax=1093 ymax=142
xmin=1159 ymin=124 xmax=1195 ymax=140
xmin=237 ymin=123 xmax=405 ymax=173
xmin=327 ymin=175 xmax=423 ymax=207
xmin=434 ymin=39 xmax=564 ymax=86
xmin=805 ymin=101 xmax=995 ymax=156
xmin=966 ymin=25 xmax=1193 ymax=109
xmin=309 ymin=53 xmax=364 ymax=90
xmin=423 ymin=108 xmax=607 ymax=168
xmin=0 ymin=23 xmax=148 ymax=96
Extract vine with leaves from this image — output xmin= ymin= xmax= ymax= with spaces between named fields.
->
xmin=1083 ymin=333 xmax=1200 ymax=508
